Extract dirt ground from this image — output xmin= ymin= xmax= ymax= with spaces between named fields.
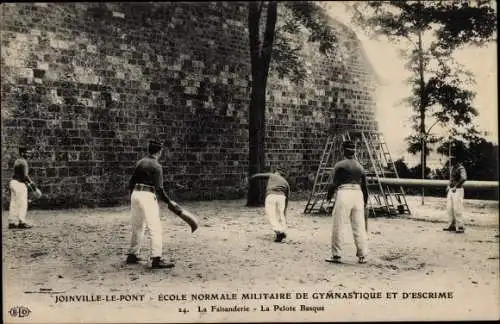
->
xmin=2 ymin=195 xmax=499 ymax=323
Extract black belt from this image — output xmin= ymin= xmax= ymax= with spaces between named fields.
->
xmin=338 ymin=184 xmax=361 ymax=190
xmin=134 ymin=184 xmax=155 ymax=193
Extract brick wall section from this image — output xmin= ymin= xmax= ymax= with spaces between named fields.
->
xmin=1 ymin=2 xmax=378 ymax=208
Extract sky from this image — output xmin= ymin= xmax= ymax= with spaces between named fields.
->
xmin=323 ymin=2 xmax=498 ymax=167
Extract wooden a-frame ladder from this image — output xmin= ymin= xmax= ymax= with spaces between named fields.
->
xmin=303 ymin=131 xmax=411 ymax=217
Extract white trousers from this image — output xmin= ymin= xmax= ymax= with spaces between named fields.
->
xmin=128 ymin=190 xmax=162 ymax=258
xmin=8 ymin=179 xmax=28 ymax=224
xmin=331 ymin=187 xmax=367 ymax=258
xmin=447 ymin=188 xmax=464 ymax=228
xmin=265 ymin=194 xmax=287 ymax=233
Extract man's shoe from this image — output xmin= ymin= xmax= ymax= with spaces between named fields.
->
xmin=358 ymin=256 xmax=367 ymax=264
xmin=456 ymin=227 xmax=465 ymax=233
xmin=274 ymin=232 xmax=286 ymax=242
xmin=151 ymin=257 xmax=175 ymax=269
xmin=8 ymin=223 xmax=18 ymax=229
xmin=443 ymin=226 xmax=456 ymax=231
xmin=325 ymin=255 xmax=342 ymax=263
xmin=17 ymin=222 xmax=33 ymax=229
xmin=126 ymin=254 xmax=142 ymax=264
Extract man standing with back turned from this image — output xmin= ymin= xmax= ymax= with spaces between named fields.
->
xmin=325 ymin=141 xmax=369 ymax=264
xmin=443 ymin=158 xmax=467 ymax=233
xmin=250 ymin=167 xmax=290 ymax=243
xmin=8 ymin=146 xmax=42 ymax=229
xmin=126 ymin=140 xmax=183 ymax=269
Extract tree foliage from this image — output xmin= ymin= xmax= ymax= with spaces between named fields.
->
xmin=270 ymin=1 xmax=344 ymax=83
xmin=437 ymin=136 xmax=499 ymax=181
xmin=396 ymin=131 xmax=498 ymax=182
xmin=349 ymin=0 xmax=497 ymax=174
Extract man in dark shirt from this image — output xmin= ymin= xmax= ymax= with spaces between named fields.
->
xmin=126 ymin=140 xmax=183 ymax=269
xmin=250 ymin=167 xmax=290 ymax=242
xmin=8 ymin=146 xmax=41 ymax=229
xmin=443 ymin=158 xmax=467 ymax=233
xmin=325 ymin=141 xmax=369 ymax=264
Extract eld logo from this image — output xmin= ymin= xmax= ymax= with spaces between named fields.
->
xmin=8 ymin=306 xmax=31 ymax=318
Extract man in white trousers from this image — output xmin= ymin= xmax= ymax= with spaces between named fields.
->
xmin=8 ymin=146 xmax=41 ymax=229
xmin=250 ymin=167 xmax=290 ymax=243
xmin=126 ymin=140 xmax=183 ymax=269
xmin=325 ymin=141 xmax=369 ymax=264
xmin=443 ymin=159 xmax=467 ymax=233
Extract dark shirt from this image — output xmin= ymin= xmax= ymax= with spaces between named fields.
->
xmin=10 ymin=157 xmax=39 ymax=194
xmin=450 ymin=164 xmax=467 ymax=188
xmin=128 ymin=156 xmax=163 ymax=192
xmin=266 ymin=173 xmax=290 ymax=198
xmin=327 ymin=158 xmax=368 ymax=204
xmin=13 ymin=158 xmax=29 ymax=182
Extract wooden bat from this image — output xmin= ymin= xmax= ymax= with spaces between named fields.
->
xmin=27 ymin=182 xmax=42 ymax=199
xmin=168 ymin=202 xmax=199 ymax=233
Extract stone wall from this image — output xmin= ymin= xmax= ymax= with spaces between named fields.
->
xmin=1 ymin=2 xmax=378 ymax=208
